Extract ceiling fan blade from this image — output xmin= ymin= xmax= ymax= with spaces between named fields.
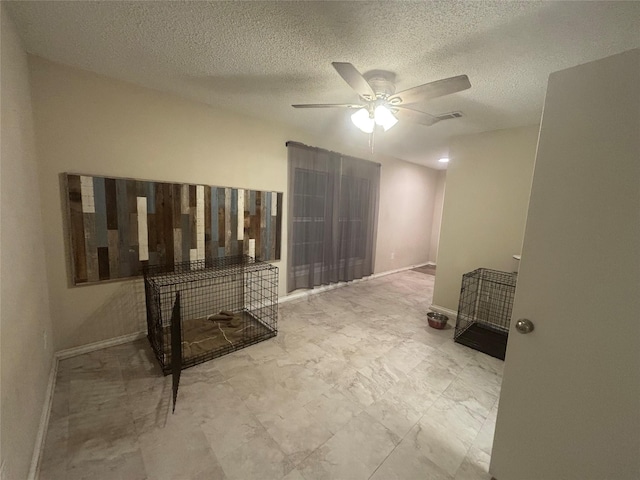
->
xmin=393 ymin=106 xmax=440 ymax=126
xmin=389 ymin=75 xmax=471 ymax=105
xmin=292 ymin=103 xmax=364 ymax=109
xmin=331 ymin=62 xmax=376 ymax=101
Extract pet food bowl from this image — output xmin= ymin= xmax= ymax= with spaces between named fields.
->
xmin=427 ymin=312 xmax=448 ymax=329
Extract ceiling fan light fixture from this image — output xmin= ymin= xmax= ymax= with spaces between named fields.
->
xmin=374 ymin=105 xmax=398 ymax=131
xmin=351 ymin=108 xmax=375 ymax=133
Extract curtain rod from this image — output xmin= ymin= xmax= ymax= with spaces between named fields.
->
xmin=285 ymin=141 xmax=381 ymax=167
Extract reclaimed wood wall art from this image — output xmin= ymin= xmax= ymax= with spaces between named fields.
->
xmin=65 ymin=173 xmax=283 ymax=285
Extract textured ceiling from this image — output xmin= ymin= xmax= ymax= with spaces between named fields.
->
xmin=7 ymin=1 xmax=640 ymax=169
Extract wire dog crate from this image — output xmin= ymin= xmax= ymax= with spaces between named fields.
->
xmin=143 ymin=255 xmax=278 ymax=374
xmin=454 ymin=268 xmax=517 ymax=360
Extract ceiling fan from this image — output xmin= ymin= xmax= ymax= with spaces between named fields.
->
xmin=293 ymin=62 xmax=471 ymax=133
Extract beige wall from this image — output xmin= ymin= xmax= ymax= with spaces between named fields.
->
xmin=428 ymin=170 xmax=446 ymax=263
xmin=374 ymin=155 xmax=440 ymax=273
xmin=0 ymin=7 xmax=55 ymax=479
xmin=28 ymin=56 xmax=441 ymax=351
xmin=432 ymin=125 xmax=539 ymax=312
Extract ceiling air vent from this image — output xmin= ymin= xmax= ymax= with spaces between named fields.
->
xmin=436 ymin=111 xmax=464 ymax=121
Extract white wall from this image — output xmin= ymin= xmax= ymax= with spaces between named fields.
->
xmin=432 ymin=126 xmax=539 ymax=312
xmin=28 ymin=56 xmax=441 ymax=351
xmin=0 ymin=7 xmax=55 ymax=479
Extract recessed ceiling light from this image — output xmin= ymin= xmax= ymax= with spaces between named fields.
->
xmin=439 ymin=157 xmax=449 ymax=163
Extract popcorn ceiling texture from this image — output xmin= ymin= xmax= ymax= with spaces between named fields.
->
xmin=6 ymin=1 xmax=639 ymax=169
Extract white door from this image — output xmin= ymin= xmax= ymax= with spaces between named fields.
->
xmin=490 ymin=49 xmax=640 ymax=480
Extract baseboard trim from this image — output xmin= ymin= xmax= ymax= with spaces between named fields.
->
xmin=279 ymin=261 xmax=433 ymax=304
xmin=55 ymin=331 xmax=146 ymax=360
xmin=429 ymin=304 xmax=458 ymax=322
xmin=27 ymin=356 xmax=58 ymax=480
xmin=371 ymin=261 xmax=434 ymax=279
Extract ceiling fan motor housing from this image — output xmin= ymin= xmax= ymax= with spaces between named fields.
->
xmin=363 ymin=70 xmax=396 ymax=99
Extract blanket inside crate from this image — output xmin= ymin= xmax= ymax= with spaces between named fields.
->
xmin=163 ymin=311 xmax=270 ymax=359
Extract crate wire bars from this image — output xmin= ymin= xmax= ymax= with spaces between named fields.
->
xmin=454 ymin=268 xmax=517 ymax=360
xmin=144 ymin=255 xmax=278 ymax=375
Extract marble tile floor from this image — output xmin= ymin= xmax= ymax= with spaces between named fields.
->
xmin=39 ymin=270 xmax=503 ymax=480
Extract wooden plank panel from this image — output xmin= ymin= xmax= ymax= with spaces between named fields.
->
xmin=108 ymin=230 xmax=119 ymax=278
xmin=155 ymin=183 xmax=165 ymax=264
xmin=162 ymin=183 xmax=174 ymax=266
xmin=148 ymin=251 xmax=159 ymax=266
xmin=97 ymin=246 xmax=110 ymax=280
xmin=253 ymin=191 xmax=261 ymax=260
xmin=224 ymin=188 xmax=231 ymax=256
xmin=181 ymin=214 xmax=190 ymax=263
xmin=244 ymin=210 xmax=250 ymax=254
xmin=93 ymin=177 xmax=108 ymax=247
xmin=174 ymin=229 xmax=183 ymax=263
xmin=190 ymin=204 xmax=197 ymax=250
xmin=260 ymin=191 xmax=267 ymax=260
xmin=116 ymin=179 xmax=130 ymax=277
xmin=189 ymin=209 xmax=197 ymax=250
xmin=172 ymin=184 xmax=182 ymax=229
xmin=196 ymin=185 xmax=205 ymax=260
xmin=217 ymin=188 xmax=226 ymax=247
xmin=129 ymin=245 xmax=140 ymax=277
xmin=105 ymin=178 xmax=118 ymax=230
xmin=230 ymin=188 xmax=238 ymax=246
xmin=181 ymin=184 xmax=189 ymax=214
xmin=83 ymin=213 xmax=99 ymax=282
xmin=147 ymin=214 xmax=157 ymax=253
xmin=137 ymin=197 xmax=149 ymax=261
xmin=136 ymin=180 xmax=146 ymax=197
xmin=189 ymin=185 xmax=196 ymax=207
xmin=146 ymin=181 xmax=156 ymax=214
xmin=129 ymin=213 xmax=138 ymax=247
xmin=237 ymin=189 xmax=245 ymax=241
xmin=210 ymin=187 xmax=218 ymax=259
xmin=270 ymin=198 xmax=277 ymax=263
xmin=127 ymin=179 xmax=137 ymax=213
xmin=275 ymin=192 xmax=283 ymax=260
xmin=204 ymin=186 xmax=211 ymax=262
xmin=249 ymin=190 xmax=256 ymax=215
xmin=67 ymin=175 xmax=87 ymax=283
xmin=80 ymin=176 xmax=95 ymax=213
xmin=265 ymin=192 xmax=272 ymax=260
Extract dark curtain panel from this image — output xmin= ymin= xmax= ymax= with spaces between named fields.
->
xmin=287 ymin=142 xmax=380 ymax=292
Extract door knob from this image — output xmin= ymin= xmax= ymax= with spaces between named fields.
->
xmin=515 ymin=318 xmax=534 ymax=334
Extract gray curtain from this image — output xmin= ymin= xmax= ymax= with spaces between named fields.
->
xmin=286 ymin=142 xmax=380 ymax=293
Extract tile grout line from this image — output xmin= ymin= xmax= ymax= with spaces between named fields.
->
xmin=366 ymin=344 xmax=476 ymax=480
